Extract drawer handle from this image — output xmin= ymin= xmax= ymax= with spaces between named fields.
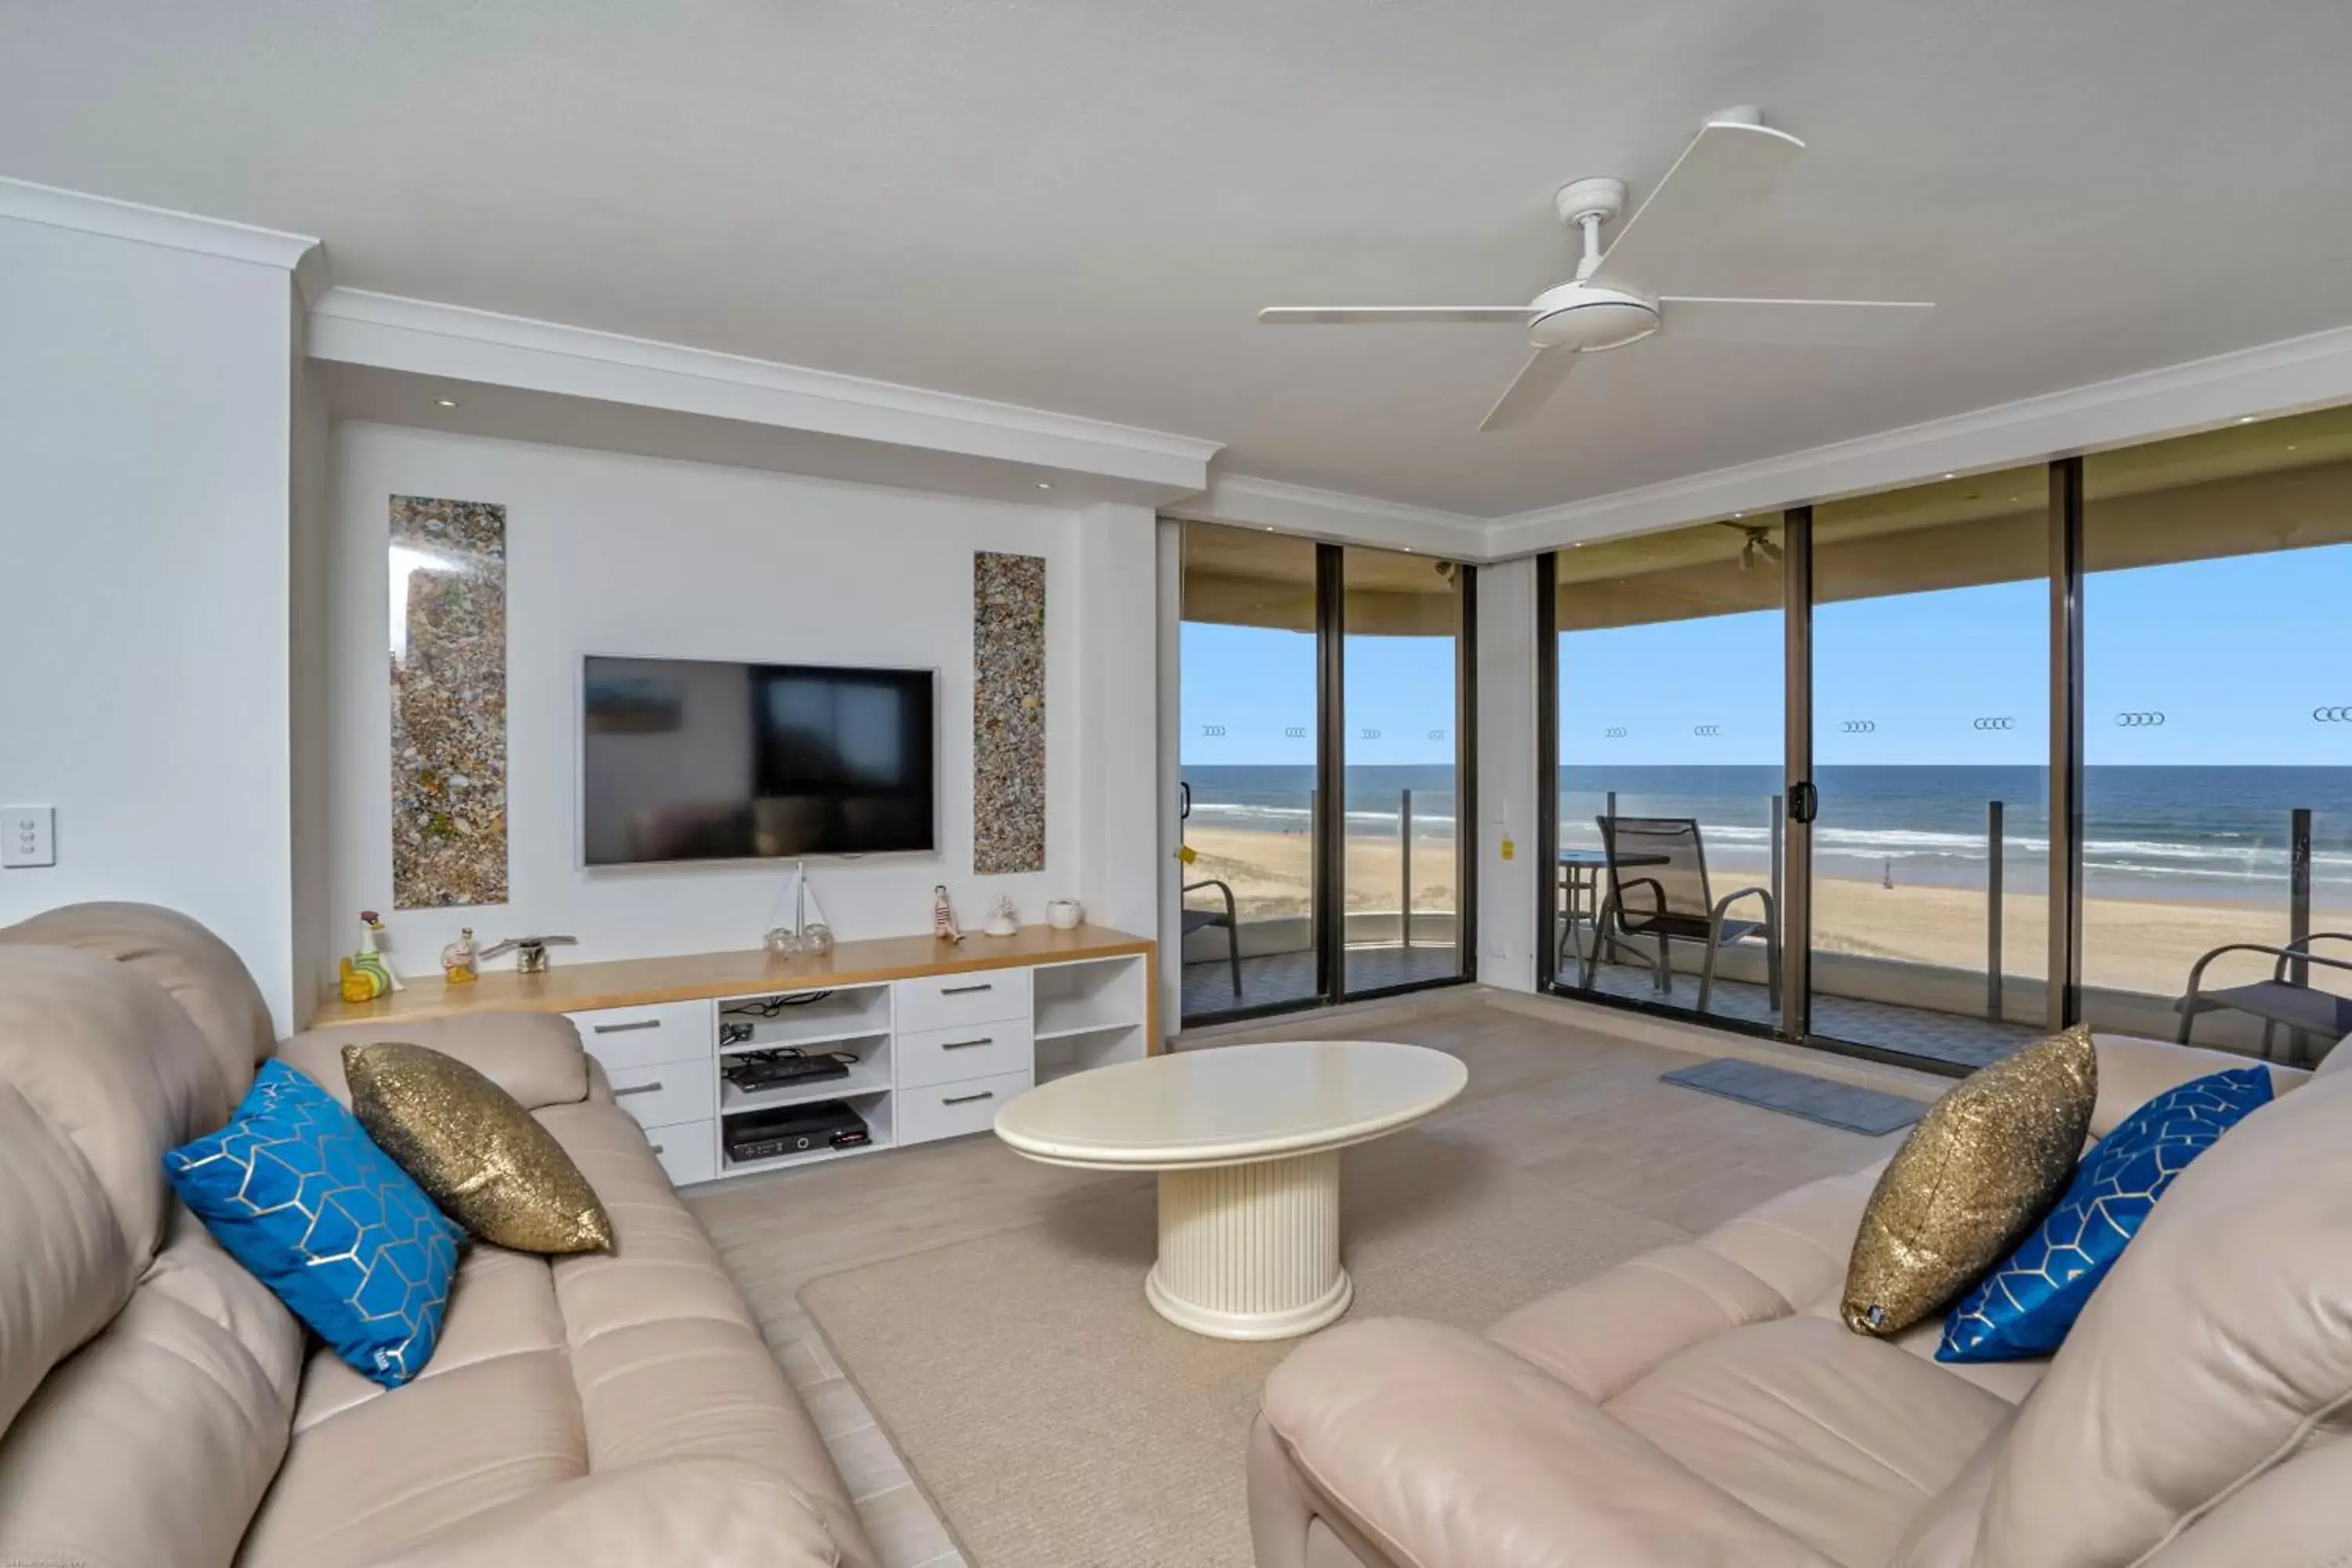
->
xmin=942 ymin=1036 xmax=993 ymax=1051
xmin=614 ymin=1080 xmax=664 ymax=1098
xmin=942 ymin=1091 xmax=995 ymax=1106
xmin=593 ymin=1019 xmax=662 ymax=1035
xmin=939 ymin=982 xmax=993 ymax=995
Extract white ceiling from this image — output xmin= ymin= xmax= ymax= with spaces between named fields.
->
xmin=9 ymin=1 xmax=2352 ymax=520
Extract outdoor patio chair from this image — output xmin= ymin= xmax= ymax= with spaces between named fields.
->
xmin=1183 ymin=877 xmax=1243 ymax=998
xmin=1584 ymin=815 xmax=1780 ymax=1013
xmin=2175 ymin=932 xmax=2352 ymax=1063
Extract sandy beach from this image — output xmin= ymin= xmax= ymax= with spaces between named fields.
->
xmin=1181 ymin=822 xmax=2349 ymax=1001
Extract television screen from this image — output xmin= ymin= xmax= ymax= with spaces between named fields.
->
xmin=582 ymin=655 xmax=936 ymax=866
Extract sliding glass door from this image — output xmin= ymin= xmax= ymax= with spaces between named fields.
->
xmin=2080 ymin=408 xmax=2352 ymax=1060
xmin=1178 ymin=524 xmax=1474 ymax=1026
xmin=1342 ymin=546 xmax=1470 ymax=995
xmin=1538 ymin=404 xmax=2352 ymax=1076
xmin=1548 ymin=520 xmax=1785 ymax=1027
xmin=1807 ymin=470 xmax=2051 ymax=1066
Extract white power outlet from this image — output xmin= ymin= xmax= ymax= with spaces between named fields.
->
xmin=3 ymin=807 xmax=55 ymax=869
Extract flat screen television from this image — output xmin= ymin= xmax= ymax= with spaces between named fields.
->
xmin=581 ymin=655 xmax=936 ymax=866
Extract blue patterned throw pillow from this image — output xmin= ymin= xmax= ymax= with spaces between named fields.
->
xmin=165 ymin=1059 xmax=463 ymax=1387
xmin=1940 ymin=1065 xmax=2270 ymax=1363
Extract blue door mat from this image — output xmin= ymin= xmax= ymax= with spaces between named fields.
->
xmin=1661 ymin=1058 xmax=1928 ymax=1135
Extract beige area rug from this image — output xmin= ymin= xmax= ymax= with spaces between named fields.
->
xmin=800 ymin=1126 xmax=1686 ymax=1568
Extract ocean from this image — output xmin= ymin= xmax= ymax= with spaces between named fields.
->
xmin=1181 ymin=763 xmax=2352 ymax=907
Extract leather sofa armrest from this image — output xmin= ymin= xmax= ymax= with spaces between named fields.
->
xmin=1258 ymin=1318 xmax=1834 ymax=1568
xmin=353 ymin=1458 xmax=852 ymax=1568
xmin=278 ymin=1013 xmax=590 ymax=1112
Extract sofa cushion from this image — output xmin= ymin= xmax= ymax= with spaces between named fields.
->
xmin=344 ymin=1040 xmax=612 ymax=1254
xmin=1941 ymin=1065 xmax=2270 ymax=1363
xmin=285 ymin=1011 xmax=591 ymax=1113
xmin=1488 ymin=1240 xmax=1792 ymax=1403
xmin=2088 ymin=1032 xmax=2306 ymax=1136
xmin=1975 ymin=1062 xmax=2352 ymax=1566
xmin=1606 ymin=1315 xmax=2012 ymax=1568
xmin=0 ymin=902 xmax=273 ymax=1098
xmin=0 ymin=945 xmax=230 ymax=1264
xmin=166 ymin=1060 xmax=463 ymax=1388
xmin=1841 ymin=1027 xmax=2096 ymax=1338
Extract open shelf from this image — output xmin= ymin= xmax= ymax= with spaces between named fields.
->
xmin=720 ymin=1070 xmax=892 ymax=1115
xmin=718 ymin=1024 xmax=888 ymax=1058
xmin=720 ymin=1136 xmax=891 ymax=1178
xmin=1034 ymin=1001 xmax=1145 ymax=1041
xmin=717 ymin=982 xmax=892 ymax=1052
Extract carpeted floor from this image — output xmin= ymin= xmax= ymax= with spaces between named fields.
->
xmin=753 ymin=1009 xmax=1915 ymax=1567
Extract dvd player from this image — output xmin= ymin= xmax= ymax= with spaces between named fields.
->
xmin=725 ymin=1100 xmax=870 ymax=1163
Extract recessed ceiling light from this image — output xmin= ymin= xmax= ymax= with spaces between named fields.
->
xmin=1035 ymin=481 xmax=1052 ymax=490
xmin=2237 ymin=416 xmax=2258 ymax=424
xmin=1732 ymin=511 xmax=1744 ymax=518
xmin=435 ymin=397 xmax=460 ymax=408
xmin=1942 ymin=471 xmax=1957 ymax=479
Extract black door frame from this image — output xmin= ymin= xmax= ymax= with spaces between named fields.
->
xmin=1179 ymin=531 xmax=1479 ymax=1029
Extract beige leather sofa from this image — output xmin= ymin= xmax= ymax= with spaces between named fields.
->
xmin=0 ymin=902 xmax=879 ymax=1568
xmin=1251 ymin=1032 xmax=2352 ymax=1568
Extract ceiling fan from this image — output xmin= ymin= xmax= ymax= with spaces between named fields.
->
xmin=1258 ymin=107 xmax=1933 ymax=431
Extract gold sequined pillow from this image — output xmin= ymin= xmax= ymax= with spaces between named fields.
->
xmin=1842 ymin=1025 xmax=2095 ymax=1338
xmin=343 ymin=1040 xmax=612 ymax=1254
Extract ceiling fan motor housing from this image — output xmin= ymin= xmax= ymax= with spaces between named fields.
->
xmin=1528 ymin=280 xmax=1660 ymax=352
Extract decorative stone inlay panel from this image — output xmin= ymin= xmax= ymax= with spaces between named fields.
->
xmin=972 ymin=550 xmax=1047 ymax=875
xmin=390 ymin=496 xmax=507 ymax=909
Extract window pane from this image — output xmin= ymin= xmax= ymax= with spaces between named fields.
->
xmin=1553 ymin=520 xmax=1784 ymax=1027
xmin=1179 ymin=523 xmax=1321 ymax=1019
xmin=1343 ymin=546 xmax=1465 ymax=994
xmin=2082 ymin=408 xmax=2352 ymax=1062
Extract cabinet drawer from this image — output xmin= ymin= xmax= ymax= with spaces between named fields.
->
xmin=641 ymin=1118 xmax=716 ymax=1188
xmin=604 ymin=1060 xmax=714 ymax=1131
xmin=567 ymin=1000 xmax=712 ymax=1073
xmin=897 ymin=1068 xmax=1033 ymax=1146
xmin=894 ymin=967 xmax=1032 ymax=1034
xmin=898 ymin=1018 xmax=1034 ymax=1090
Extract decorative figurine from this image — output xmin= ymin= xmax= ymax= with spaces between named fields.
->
xmin=481 ymin=935 xmax=579 ymax=975
xmin=441 ymin=927 xmax=479 ymax=985
xmin=983 ymin=894 xmax=1018 ymax=938
xmin=358 ymin=911 xmax=405 ymax=991
xmin=765 ymin=862 xmax=833 ymax=956
xmin=340 ymin=911 xmax=398 ymax=1003
xmin=932 ymin=884 xmax=964 ymax=944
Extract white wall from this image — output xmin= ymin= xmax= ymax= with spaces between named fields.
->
xmin=1475 ymin=557 xmax=1538 ymax=993
xmin=0 ymin=214 xmax=303 ymax=1029
xmin=327 ymin=423 xmax=1152 ymax=981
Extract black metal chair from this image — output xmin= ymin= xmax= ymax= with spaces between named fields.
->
xmin=1584 ymin=815 xmax=1780 ymax=1013
xmin=2175 ymin=933 xmax=2352 ymax=1062
xmin=1182 ymin=877 xmax=1243 ymax=998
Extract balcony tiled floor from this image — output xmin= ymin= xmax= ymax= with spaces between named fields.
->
xmin=1180 ymin=942 xmax=1463 ymax=1020
xmin=1574 ymin=957 xmax=2043 ymax=1070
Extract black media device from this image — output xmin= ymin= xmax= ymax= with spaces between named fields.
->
xmin=725 ymin=1101 xmax=870 ymax=1163
xmin=722 ymin=1049 xmax=855 ymax=1093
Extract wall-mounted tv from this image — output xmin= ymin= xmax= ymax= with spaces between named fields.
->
xmin=581 ymin=655 xmax=937 ymax=866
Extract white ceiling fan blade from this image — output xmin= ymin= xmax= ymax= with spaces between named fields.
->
xmin=1660 ymin=296 xmax=1935 ymax=347
xmin=1588 ymin=114 xmax=1806 ymax=295
xmin=1479 ymin=347 xmax=1578 ymax=431
xmin=1258 ymin=306 xmax=1530 ymax=325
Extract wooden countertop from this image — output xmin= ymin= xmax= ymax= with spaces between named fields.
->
xmin=309 ymin=922 xmax=1156 ymax=1028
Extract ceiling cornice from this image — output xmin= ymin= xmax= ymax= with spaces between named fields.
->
xmin=0 ymin=175 xmax=325 ymax=300
xmin=1167 ymin=472 xmax=1490 ymax=558
xmin=1486 ymin=320 xmax=2352 ymax=557
xmin=308 ymin=287 xmax=1221 ymax=493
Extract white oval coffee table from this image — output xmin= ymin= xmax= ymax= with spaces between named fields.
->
xmin=993 ymin=1041 xmax=1467 ymax=1340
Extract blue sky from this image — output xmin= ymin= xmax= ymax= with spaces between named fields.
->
xmin=1184 ymin=543 xmax=2352 ymax=769
xmin=1181 ymin=625 xmax=1458 ymax=766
